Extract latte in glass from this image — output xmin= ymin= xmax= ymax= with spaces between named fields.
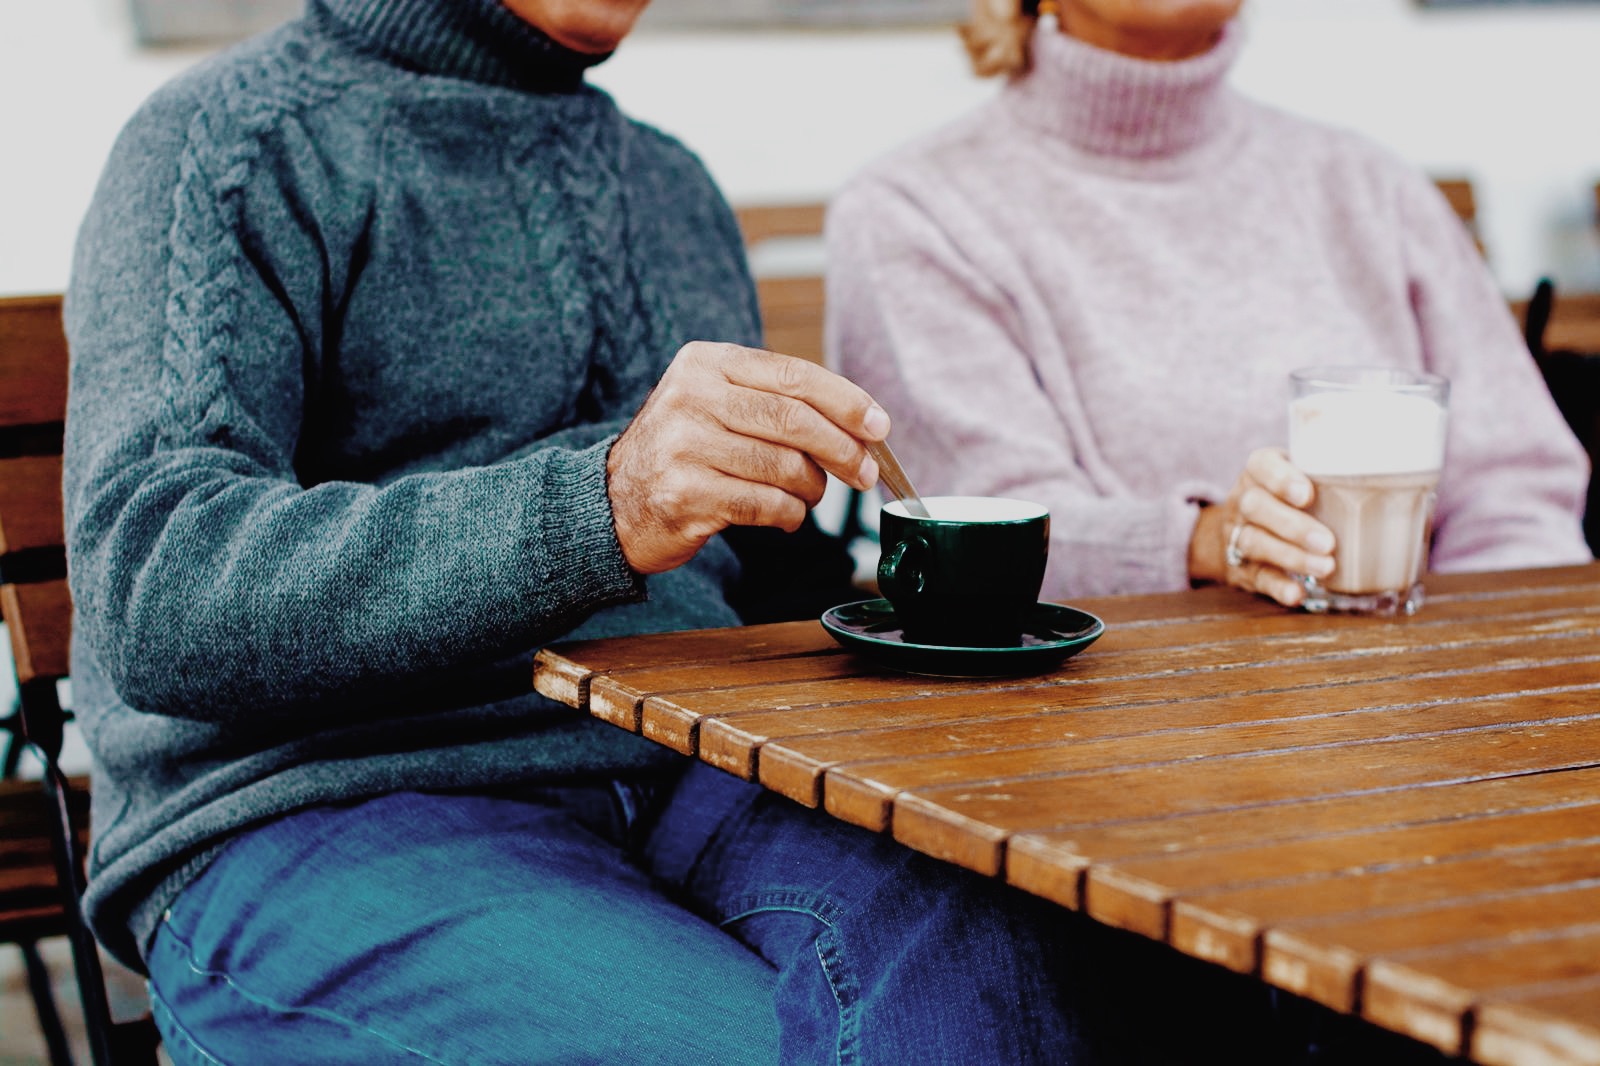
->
xmin=1288 ymin=368 xmax=1450 ymax=615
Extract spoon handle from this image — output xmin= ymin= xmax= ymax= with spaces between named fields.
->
xmin=866 ymin=439 xmax=930 ymax=518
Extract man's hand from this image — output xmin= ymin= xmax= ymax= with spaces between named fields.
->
xmin=608 ymin=342 xmax=889 ymax=574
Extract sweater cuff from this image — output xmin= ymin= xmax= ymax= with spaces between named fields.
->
xmin=534 ymin=436 xmax=645 ymax=606
xmin=1169 ymin=478 xmax=1221 ymax=590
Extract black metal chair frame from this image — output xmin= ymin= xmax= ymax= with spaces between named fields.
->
xmin=1524 ymin=277 xmax=1600 ymax=556
xmin=0 ymin=294 xmax=159 ymax=1065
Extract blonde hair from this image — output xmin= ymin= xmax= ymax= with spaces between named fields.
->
xmin=959 ymin=0 xmax=1037 ymax=79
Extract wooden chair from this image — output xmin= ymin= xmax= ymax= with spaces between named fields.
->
xmin=1 ymin=778 xmax=87 ymax=1066
xmin=1432 ymin=176 xmax=1485 ymax=257
xmin=0 ymin=293 xmax=160 ymax=1066
xmin=735 ymin=202 xmax=828 ymax=367
xmin=1523 ymin=280 xmax=1600 ymax=556
xmin=733 ymin=203 xmax=881 ymax=574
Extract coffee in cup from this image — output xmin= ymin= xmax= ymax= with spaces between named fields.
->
xmin=877 ymin=496 xmax=1049 ymax=646
xmin=1288 ymin=366 xmax=1450 ymax=615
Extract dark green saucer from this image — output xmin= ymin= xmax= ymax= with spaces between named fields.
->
xmin=820 ymin=599 xmax=1105 ymax=678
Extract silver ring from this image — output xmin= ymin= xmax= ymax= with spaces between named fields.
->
xmin=1225 ymin=521 xmax=1247 ymax=569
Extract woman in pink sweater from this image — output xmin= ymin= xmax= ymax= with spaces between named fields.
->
xmin=826 ymin=0 xmax=1591 ymax=607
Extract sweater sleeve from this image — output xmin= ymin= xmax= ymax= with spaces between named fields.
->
xmin=825 ymin=176 xmax=1202 ymax=600
xmin=63 ymin=90 xmax=645 ymax=724
xmin=1396 ymin=171 xmax=1592 ymax=572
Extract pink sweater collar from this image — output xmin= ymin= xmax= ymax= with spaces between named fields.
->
xmin=1005 ymin=20 xmax=1245 ymax=161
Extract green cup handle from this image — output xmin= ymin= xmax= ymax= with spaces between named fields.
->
xmin=879 ymin=535 xmax=931 ymax=598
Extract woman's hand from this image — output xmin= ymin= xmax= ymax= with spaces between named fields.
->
xmin=1189 ymin=447 xmax=1336 ymax=607
xmin=608 ymin=342 xmax=889 ymax=575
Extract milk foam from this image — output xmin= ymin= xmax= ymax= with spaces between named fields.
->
xmin=884 ymin=496 xmax=1048 ymax=523
xmin=1289 ymin=391 xmax=1447 ymax=476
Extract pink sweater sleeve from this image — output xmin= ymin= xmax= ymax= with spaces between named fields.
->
xmin=1397 ymin=172 xmax=1593 ymax=572
xmin=825 ymin=178 xmax=1204 ymax=600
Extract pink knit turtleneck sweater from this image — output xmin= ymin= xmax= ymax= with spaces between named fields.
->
xmin=825 ymin=22 xmax=1591 ymax=600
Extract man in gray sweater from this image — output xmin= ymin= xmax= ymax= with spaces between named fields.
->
xmin=67 ymin=0 xmax=1440 ymax=1062
xmin=61 ymin=0 xmax=1133 ymax=1062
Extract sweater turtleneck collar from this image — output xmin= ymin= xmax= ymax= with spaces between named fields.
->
xmin=310 ymin=0 xmax=610 ymax=93
xmin=1005 ymin=19 xmax=1244 ymax=161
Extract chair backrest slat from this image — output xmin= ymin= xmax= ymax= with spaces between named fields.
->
xmin=0 ymin=455 xmax=65 ymax=556
xmin=0 ymin=295 xmax=74 ymax=689
xmin=0 ymin=295 xmax=69 ymax=431
xmin=735 ymin=202 xmax=827 ymax=247
xmin=2 ymin=579 xmax=71 ymax=686
xmin=734 ymin=203 xmax=829 ymax=367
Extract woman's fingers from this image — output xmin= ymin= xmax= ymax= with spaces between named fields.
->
xmin=1234 ymin=486 xmax=1336 ymax=578
xmin=1229 ymin=558 xmax=1307 ymax=608
xmin=1207 ymin=447 xmax=1337 ymax=608
xmin=1244 ymin=447 xmax=1313 ymax=508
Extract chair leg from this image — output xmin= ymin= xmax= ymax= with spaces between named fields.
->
xmin=39 ymin=765 xmax=121 ymax=1066
xmin=0 ymin=730 xmax=20 ymax=779
xmin=110 ymin=1015 xmax=163 ymax=1066
xmin=19 ymin=939 xmax=77 ymax=1066
xmin=1 ymin=700 xmax=24 ymax=779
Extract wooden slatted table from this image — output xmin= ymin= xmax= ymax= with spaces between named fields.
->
xmin=534 ymin=562 xmax=1600 ymax=1066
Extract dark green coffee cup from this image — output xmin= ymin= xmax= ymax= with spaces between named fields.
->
xmin=877 ymin=496 xmax=1050 ymax=647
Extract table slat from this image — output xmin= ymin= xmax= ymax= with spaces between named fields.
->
xmin=1474 ymin=981 xmax=1600 ymax=1066
xmin=1262 ymin=883 xmax=1600 ymax=1013
xmin=750 ymin=649 xmax=1600 ymax=809
xmin=1365 ymin=929 xmax=1600 ymax=1056
xmin=822 ymin=702 xmax=1600 ymax=833
xmin=532 ymin=619 xmax=830 ymax=706
xmin=1003 ymin=768 xmax=1600 ymax=909
xmin=588 ymin=652 xmax=865 ymax=732
xmin=1159 ymin=803 xmax=1600 ymax=971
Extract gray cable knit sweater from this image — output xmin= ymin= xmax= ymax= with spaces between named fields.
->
xmin=64 ymin=0 xmax=758 ymax=971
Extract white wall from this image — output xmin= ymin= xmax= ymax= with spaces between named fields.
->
xmin=2 ymin=0 xmax=1598 ymax=299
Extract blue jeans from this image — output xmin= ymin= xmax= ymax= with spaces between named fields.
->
xmin=145 ymin=761 xmax=1444 ymax=1064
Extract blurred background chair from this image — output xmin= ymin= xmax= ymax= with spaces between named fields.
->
xmin=735 ymin=201 xmax=829 ymax=368
xmin=0 ymin=293 xmax=160 ymax=1066
xmin=735 ymin=203 xmax=879 ymax=593
xmin=1432 ymin=176 xmax=1485 ymax=258
xmin=1523 ymin=278 xmax=1600 ymax=556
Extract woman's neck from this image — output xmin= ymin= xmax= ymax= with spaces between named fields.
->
xmin=1056 ymin=2 xmax=1227 ymax=62
xmin=1006 ymin=20 xmax=1243 ymax=163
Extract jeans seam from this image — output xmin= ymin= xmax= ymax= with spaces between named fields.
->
xmin=718 ymin=888 xmax=845 ymax=929
xmin=814 ymin=928 xmax=861 ymax=1066
xmin=147 ymin=983 xmax=224 ymax=1066
xmin=156 ymin=917 xmax=453 ymax=1065
xmin=719 ymin=890 xmax=858 ymax=1065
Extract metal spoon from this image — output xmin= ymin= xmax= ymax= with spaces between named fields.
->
xmin=866 ymin=438 xmax=930 ymax=518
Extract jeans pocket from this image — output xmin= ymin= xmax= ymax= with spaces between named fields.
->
xmin=722 ymin=895 xmax=862 ymax=1065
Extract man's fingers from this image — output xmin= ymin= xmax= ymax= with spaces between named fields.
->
xmin=611 ymin=464 xmax=816 ymax=574
xmin=718 ymin=480 xmax=811 ymax=533
xmin=709 ymin=437 xmax=829 ymax=508
xmin=610 ymin=341 xmax=894 ymax=575
xmin=715 ymin=385 xmax=874 ymax=490
xmin=695 ymin=343 xmax=890 ymax=443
